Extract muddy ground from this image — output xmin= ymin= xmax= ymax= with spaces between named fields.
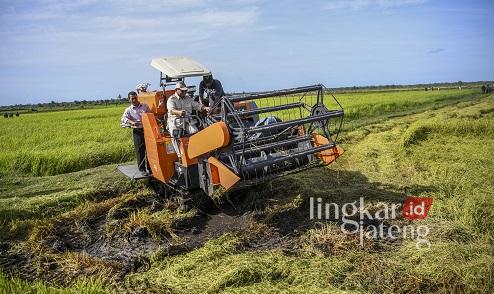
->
xmin=0 ymin=170 xmax=406 ymax=291
xmin=0 ymin=190 xmax=293 ymax=282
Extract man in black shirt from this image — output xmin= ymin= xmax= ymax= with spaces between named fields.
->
xmin=199 ymin=74 xmax=225 ymax=107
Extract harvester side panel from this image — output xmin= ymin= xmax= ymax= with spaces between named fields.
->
xmin=208 ymin=156 xmax=241 ymax=190
xmin=177 ymin=137 xmax=198 ymax=167
xmin=142 ymin=113 xmax=177 ymax=182
xmin=187 ymin=122 xmax=230 ymax=158
xmin=137 ymin=89 xmax=175 ymax=116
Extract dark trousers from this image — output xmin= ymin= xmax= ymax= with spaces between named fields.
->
xmin=133 ymin=128 xmax=147 ymax=171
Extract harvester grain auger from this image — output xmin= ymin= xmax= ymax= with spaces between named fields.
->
xmin=118 ymin=57 xmax=344 ymax=199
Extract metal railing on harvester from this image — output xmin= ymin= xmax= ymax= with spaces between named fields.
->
xmin=206 ymin=84 xmax=344 ymax=187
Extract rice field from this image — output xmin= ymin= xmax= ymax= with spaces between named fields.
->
xmin=256 ymin=88 xmax=482 ymax=128
xmin=0 ymin=106 xmax=134 ymax=176
xmin=0 ymin=88 xmax=482 ymax=177
xmin=1 ymin=89 xmax=493 ymax=293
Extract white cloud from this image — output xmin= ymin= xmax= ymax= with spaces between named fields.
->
xmin=0 ymin=0 xmax=260 ymax=34
xmin=0 ymin=0 xmax=259 ymax=68
xmin=323 ymin=0 xmax=428 ymax=10
xmin=191 ymin=8 xmax=258 ymax=27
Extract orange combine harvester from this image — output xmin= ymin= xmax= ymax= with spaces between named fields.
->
xmin=118 ymin=57 xmax=344 ymax=199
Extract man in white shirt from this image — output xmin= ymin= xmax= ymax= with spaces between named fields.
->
xmin=167 ymin=81 xmax=209 ymax=157
xmin=121 ymin=91 xmax=151 ymax=175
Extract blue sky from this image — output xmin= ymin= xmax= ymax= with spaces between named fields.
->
xmin=0 ymin=0 xmax=493 ymax=105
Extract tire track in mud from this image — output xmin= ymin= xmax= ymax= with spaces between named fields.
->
xmin=0 ymin=188 xmax=296 ymax=288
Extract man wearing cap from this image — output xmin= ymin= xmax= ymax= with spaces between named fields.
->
xmin=167 ymin=81 xmax=210 ymax=157
xmin=199 ymin=74 xmax=225 ymax=107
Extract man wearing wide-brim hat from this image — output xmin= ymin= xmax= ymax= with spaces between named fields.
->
xmin=167 ymin=81 xmax=209 ymax=157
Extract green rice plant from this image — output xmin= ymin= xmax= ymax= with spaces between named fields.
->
xmin=402 ymin=118 xmax=494 ymax=147
xmin=0 ymin=106 xmax=134 ymax=177
xmin=0 ymin=271 xmax=109 ymax=294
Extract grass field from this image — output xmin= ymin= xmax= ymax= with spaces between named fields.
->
xmin=0 ymin=107 xmax=134 ymax=176
xmin=1 ymin=88 xmax=493 ymax=293
xmin=0 ymin=88 xmax=482 ymax=177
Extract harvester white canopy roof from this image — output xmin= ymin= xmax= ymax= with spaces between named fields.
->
xmin=150 ymin=56 xmax=211 ymax=78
